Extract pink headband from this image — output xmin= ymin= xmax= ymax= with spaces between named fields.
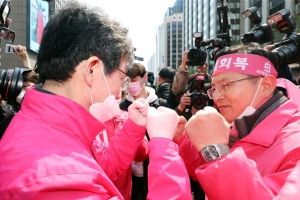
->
xmin=212 ymin=53 xmax=278 ymax=78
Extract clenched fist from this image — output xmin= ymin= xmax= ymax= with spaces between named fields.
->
xmin=128 ymin=98 xmax=149 ymax=126
xmin=147 ymin=106 xmax=179 ymax=140
xmin=185 ymin=106 xmax=230 ymax=151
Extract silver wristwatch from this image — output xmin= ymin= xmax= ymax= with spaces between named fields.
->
xmin=199 ymin=144 xmax=230 ymax=162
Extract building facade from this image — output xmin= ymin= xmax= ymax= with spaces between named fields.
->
xmin=155 ymin=0 xmax=183 ymax=73
xmin=0 ymin=0 xmax=66 ymax=70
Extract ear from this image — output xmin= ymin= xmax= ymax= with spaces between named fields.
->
xmin=144 ymin=74 xmax=148 ymax=81
xmin=261 ymin=75 xmax=276 ymax=98
xmin=84 ymin=56 xmax=100 ymax=87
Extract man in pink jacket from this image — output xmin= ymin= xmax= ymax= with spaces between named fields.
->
xmin=175 ymin=43 xmax=300 ymax=199
xmin=0 ymin=1 xmax=192 ymax=199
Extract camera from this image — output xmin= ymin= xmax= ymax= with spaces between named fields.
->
xmin=190 ymin=73 xmax=210 ymax=110
xmin=267 ymin=9 xmax=300 ymax=66
xmin=187 ymin=32 xmax=207 ymax=66
xmin=241 ymin=6 xmax=274 ymax=44
xmin=0 ymin=67 xmax=32 ymax=106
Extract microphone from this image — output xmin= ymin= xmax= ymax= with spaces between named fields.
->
xmin=200 ymin=39 xmax=215 ymax=46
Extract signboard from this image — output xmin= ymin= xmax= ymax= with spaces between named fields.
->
xmin=27 ymin=0 xmax=49 ymax=53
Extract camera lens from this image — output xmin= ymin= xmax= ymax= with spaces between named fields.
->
xmin=0 ymin=67 xmax=32 ymax=105
xmin=272 ymin=44 xmax=297 ymax=66
xmin=190 ymin=92 xmax=207 ymax=110
xmin=187 ymin=48 xmax=207 ymax=65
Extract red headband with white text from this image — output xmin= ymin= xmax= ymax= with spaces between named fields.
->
xmin=212 ymin=53 xmax=278 ymax=78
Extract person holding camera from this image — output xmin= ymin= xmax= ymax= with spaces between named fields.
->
xmin=172 ymin=51 xmax=212 ymax=118
xmin=174 ymin=43 xmax=300 ymax=199
xmin=0 ymin=1 xmax=192 ymax=199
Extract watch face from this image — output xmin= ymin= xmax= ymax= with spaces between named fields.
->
xmin=202 ymin=145 xmax=221 ymax=162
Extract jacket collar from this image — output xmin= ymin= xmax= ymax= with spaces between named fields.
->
xmin=22 ymin=87 xmax=106 ymax=148
xmin=231 ymin=91 xmax=297 ymax=147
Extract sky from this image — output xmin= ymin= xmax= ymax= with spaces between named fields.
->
xmin=80 ymin=0 xmax=176 ymax=68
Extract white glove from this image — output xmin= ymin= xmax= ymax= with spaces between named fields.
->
xmin=147 ymin=106 xmax=179 ymax=140
xmin=128 ymin=98 xmax=149 ymax=126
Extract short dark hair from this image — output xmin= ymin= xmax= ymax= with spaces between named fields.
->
xmin=36 ymin=0 xmax=134 ymax=83
xmin=159 ymin=67 xmax=176 ymax=83
xmin=127 ymin=63 xmax=146 ymax=78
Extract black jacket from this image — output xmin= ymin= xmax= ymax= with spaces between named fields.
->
xmin=156 ymin=82 xmax=176 ymax=109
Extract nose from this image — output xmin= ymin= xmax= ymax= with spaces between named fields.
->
xmin=212 ymin=91 xmax=225 ymax=102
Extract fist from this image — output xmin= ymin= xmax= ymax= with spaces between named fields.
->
xmin=173 ymin=116 xmax=187 ymax=141
xmin=147 ymin=106 xmax=179 ymax=140
xmin=128 ymin=98 xmax=149 ymax=126
xmin=185 ymin=106 xmax=230 ymax=151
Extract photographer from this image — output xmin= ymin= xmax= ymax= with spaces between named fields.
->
xmin=172 ymin=51 xmax=212 ymax=118
xmin=175 ymin=43 xmax=300 ymax=199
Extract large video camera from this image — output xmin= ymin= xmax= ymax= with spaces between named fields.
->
xmin=0 ymin=67 xmax=32 ymax=106
xmin=0 ymin=0 xmax=15 ymax=43
xmin=266 ymin=9 xmax=300 ymax=66
xmin=241 ymin=6 xmax=274 ymax=44
xmin=190 ymin=73 xmax=210 ymax=110
xmin=187 ymin=32 xmax=207 ymax=66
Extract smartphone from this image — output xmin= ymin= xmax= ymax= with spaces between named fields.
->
xmin=5 ymin=44 xmax=19 ymax=54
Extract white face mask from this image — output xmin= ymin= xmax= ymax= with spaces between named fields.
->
xmin=86 ymin=65 xmax=121 ymax=123
xmin=237 ymin=78 xmax=262 ymax=119
xmin=16 ymin=89 xmax=26 ymax=104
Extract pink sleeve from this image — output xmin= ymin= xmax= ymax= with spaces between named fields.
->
xmin=175 ymin=133 xmax=202 ymax=180
xmin=195 ymin=148 xmax=300 ymax=200
xmin=134 ymin=136 xmax=149 ymax=162
xmin=147 ymin=138 xmax=192 ymax=200
xmin=91 ymin=119 xmax=146 ymax=181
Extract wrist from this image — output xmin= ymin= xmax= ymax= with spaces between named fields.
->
xmin=179 ymin=64 xmax=187 ymax=71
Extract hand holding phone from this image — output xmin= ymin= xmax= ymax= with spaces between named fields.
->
xmin=5 ymin=44 xmax=19 ymax=54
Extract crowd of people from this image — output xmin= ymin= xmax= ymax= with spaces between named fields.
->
xmin=0 ymin=1 xmax=300 ymax=200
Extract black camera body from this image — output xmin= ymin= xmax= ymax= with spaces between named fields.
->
xmin=267 ymin=9 xmax=300 ymax=66
xmin=241 ymin=6 xmax=274 ymax=44
xmin=187 ymin=32 xmax=207 ymax=66
xmin=241 ymin=23 xmax=274 ymax=44
xmin=190 ymin=73 xmax=210 ymax=110
xmin=271 ymin=32 xmax=300 ymax=66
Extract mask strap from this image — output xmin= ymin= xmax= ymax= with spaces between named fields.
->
xmin=250 ymin=78 xmax=263 ymax=107
xmin=100 ymin=63 xmax=111 ymax=96
xmin=84 ymin=67 xmax=94 ymax=104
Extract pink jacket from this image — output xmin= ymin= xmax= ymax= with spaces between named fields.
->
xmin=0 ymin=87 xmax=192 ymax=200
xmin=92 ymin=111 xmax=148 ymax=200
xmin=177 ymin=98 xmax=300 ymax=200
